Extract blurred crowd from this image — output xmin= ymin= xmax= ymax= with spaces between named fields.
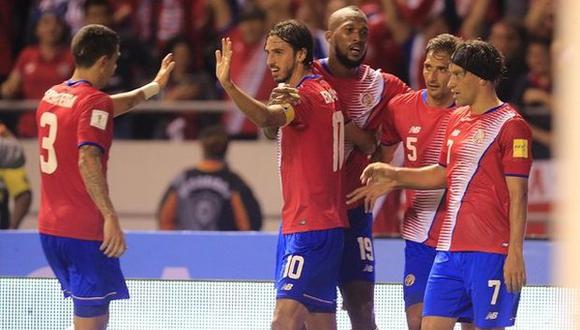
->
xmin=0 ymin=0 xmax=556 ymax=158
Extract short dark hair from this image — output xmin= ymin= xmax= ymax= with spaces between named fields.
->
xmin=425 ymin=33 xmax=461 ymax=57
xmin=71 ymin=24 xmax=119 ymax=68
xmin=451 ymin=40 xmax=506 ymax=83
xmin=267 ymin=19 xmax=313 ymax=67
xmin=199 ymin=126 xmax=229 ymax=160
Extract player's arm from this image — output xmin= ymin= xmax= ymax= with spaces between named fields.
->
xmin=345 ymin=123 xmax=378 ymax=155
xmin=504 ymin=176 xmax=528 ymax=293
xmin=347 ymin=163 xmax=446 ymax=211
xmin=110 ymin=53 xmax=175 ymax=117
xmin=0 ymin=69 xmax=21 ymax=99
xmin=78 ymin=145 xmax=126 ymax=258
xmin=216 ymin=38 xmax=290 ymax=128
xmin=157 ymin=187 xmax=178 ymax=230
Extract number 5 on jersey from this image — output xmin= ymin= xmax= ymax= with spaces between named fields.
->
xmin=40 ymin=112 xmax=58 ymax=174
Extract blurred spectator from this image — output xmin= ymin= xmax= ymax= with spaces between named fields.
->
xmin=1 ymin=11 xmax=73 ymax=138
xmin=158 ymin=126 xmax=262 ymax=231
xmin=83 ymin=0 xmax=157 ymax=139
xmin=222 ymin=4 xmax=276 ymax=139
xmin=255 ymin=0 xmax=293 ymax=28
xmin=0 ymin=167 xmax=32 ymax=230
xmin=488 ymin=19 xmax=527 ymax=102
xmin=0 ymin=123 xmax=25 ymax=169
xmin=296 ymin=0 xmax=329 ymax=59
xmin=160 ymin=36 xmax=219 ymax=140
xmin=513 ymin=38 xmax=553 ymax=159
xmin=0 ymin=122 xmax=30 ymax=229
xmin=525 ymin=0 xmax=555 ymax=39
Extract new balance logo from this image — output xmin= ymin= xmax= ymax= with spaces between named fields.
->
xmin=485 ymin=312 xmax=499 ymax=320
xmin=408 ymin=126 xmax=422 ymax=134
xmin=362 ymin=265 xmax=374 ymax=273
xmin=281 ymin=284 xmax=293 ymax=291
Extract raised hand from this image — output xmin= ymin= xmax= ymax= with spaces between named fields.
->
xmin=215 ymin=37 xmax=233 ymax=87
xmin=153 ymin=53 xmax=176 ymax=88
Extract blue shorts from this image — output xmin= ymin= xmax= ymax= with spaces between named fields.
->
xmin=40 ymin=234 xmax=130 ymax=307
xmin=403 ymin=240 xmax=437 ymax=309
xmin=423 ymin=251 xmax=520 ymax=328
xmin=339 ymin=206 xmax=375 ymax=285
xmin=275 ymin=228 xmax=344 ymax=313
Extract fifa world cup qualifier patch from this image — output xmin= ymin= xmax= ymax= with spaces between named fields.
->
xmin=90 ymin=109 xmax=109 ymax=130
xmin=512 ymin=139 xmax=528 ymax=158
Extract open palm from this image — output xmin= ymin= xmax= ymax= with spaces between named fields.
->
xmin=215 ymin=37 xmax=233 ymax=86
xmin=153 ymin=53 xmax=176 ymax=88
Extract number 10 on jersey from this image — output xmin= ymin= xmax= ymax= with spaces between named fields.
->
xmin=333 ymin=112 xmax=345 ymax=172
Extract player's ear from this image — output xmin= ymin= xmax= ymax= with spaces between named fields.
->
xmin=95 ymin=55 xmax=109 ymax=68
xmin=296 ymin=48 xmax=306 ymax=64
xmin=324 ymin=30 xmax=332 ymax=43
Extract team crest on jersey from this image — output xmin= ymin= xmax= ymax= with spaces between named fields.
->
xmin=472 ymin=129 xmax=485 ymax=144
xmin=360 ymin=92 xmax=373 ymax=108
xmin=404 ymin=274 xmax=415 ymax=286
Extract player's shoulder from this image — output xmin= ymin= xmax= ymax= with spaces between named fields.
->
xmin=298 ymin=74 xmax=332 ymax=95
xmin=389 ymin=89 xmax=421 ymax=107
xmin=501 ymin=105 xmax=531 ymax=132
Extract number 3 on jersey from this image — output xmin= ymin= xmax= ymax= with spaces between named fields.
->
xmin=40 ymin=112 xmax=58 ymax=174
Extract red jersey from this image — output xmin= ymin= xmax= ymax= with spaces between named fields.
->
xmin=279 ymin=75 xmax=348 ymax=234
xmin=313 ymin=59 xmax=411 ymax=208
xmin=15 ymin=46 xmax=74 ymax=99
xmin=383 ymin=90 xmax=454 ymax=246
xmin=36 ymin=81 xmax=114 ymax=241
xmin=437 ymin=104 xmax=532 ymax=254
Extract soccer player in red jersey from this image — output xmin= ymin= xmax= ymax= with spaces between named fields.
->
xmin=381 ymin=34 xmax=476 ymax=330
xmin=318 ymin=7 xmax=410 ymax=329
xmin=216 ymin=19 xmax=377 ymax=329
xmin=349 ymin=40 xmax=532 ymax=330
xmin=269 ymin=7 xmax=411 ymax=329
xmin=36 ymin=24 xmax=174 ymax=330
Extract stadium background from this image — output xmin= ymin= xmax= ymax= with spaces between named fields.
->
xmin=0 ymin=0 xmax=575 ymax=329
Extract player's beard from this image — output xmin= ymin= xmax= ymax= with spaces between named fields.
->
xmin=274 ymin=61 xmax=296 ymax=84
xmin=335 ymin=44 xmax=366 ymax=68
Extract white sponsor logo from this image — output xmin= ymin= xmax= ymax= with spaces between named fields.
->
xmin=282 ymin=284 xmax=293 ymax=291
xmin=90 ymin=110 xmax=109 ymax=130
xmin=363 ymin=265 xmax=374 ymax=273
xmin=451 ymin=129 xmax=461 ymax=136
xmin=409 ymin=126 xmax=422 ymax=134
xmin=485 ymin=312 xmax=499 ymax=320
